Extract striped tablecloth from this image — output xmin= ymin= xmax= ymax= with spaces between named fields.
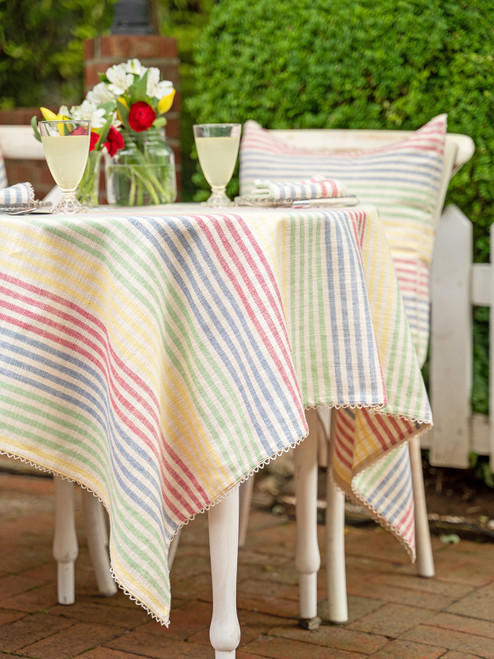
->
xmin=0 ymin=203 xmax=432 ymax=625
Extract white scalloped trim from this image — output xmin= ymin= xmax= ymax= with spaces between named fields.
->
xmin=304 ymin=401 xmax=387 ymax=412
xmin=330 ymin=422 xmax=433 ymax=561
xmin=1 ymin=406 xmax=432 ymax=620
xmin=0 ymin=448 xmax=172 ymax=625
xmin=0 ymin=428 xmax=312 ymax=627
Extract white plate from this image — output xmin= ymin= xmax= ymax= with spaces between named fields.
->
xmin=234 ymin=195 xmax=359 ymax=208
xmin=0 ymin=200 xmax=53 ymax=215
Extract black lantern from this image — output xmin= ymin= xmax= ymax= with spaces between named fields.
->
xmin=111 ymin=0 xmax=153 ymax=34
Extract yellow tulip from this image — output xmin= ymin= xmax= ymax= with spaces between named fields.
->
xmin=40 ymin=107 xmax=65 ymax=121
xmin=158 ymin=89 xmax=176 ymax=115
xmin=117 ymin=96 xmax=129 ymax=124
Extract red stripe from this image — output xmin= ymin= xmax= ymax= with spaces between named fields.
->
xmin=195 ymin=214 xmax=305 ymax=418
xmin=333 ymin=439 xmax=353 ymax=473
xmin=0 ymin=281 xmax=207 ymax=503
xmin=0 ymin=272 xmax=160 ymax=412
xmin=0 ymin=274 xmax=206 ymax=497
xmin=0 ymin=302 xmax=206 ymax=511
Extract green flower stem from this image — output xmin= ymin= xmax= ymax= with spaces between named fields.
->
xmin=77 ymin=151 xmax=102 ymax=207
xmin=106 ymin=127 xmax=176 ymax=206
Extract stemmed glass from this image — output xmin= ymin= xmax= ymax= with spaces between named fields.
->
xmin=38 ymin=119 xmax=91 ymax=214
xmin=193 ymin=123 xmax=241 ymax=207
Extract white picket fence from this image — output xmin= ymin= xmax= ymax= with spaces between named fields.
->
xmin=422 ymin=204 xmax=494 ymax=471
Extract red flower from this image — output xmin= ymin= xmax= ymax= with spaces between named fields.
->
xmin=89 ymin=131 xmax=100 ymax=151
xmin=70 ymin=127 xmax=99 ymax=151
xmin=128 ymin=101 xmax=156 ymax=132
xmin=104 ymin=126 xmax=125 ymax=157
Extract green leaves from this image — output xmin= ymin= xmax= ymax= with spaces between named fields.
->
xmin=0 ymin=0 xmax=117 ymax=110
xmin=116 ymin=98 xmax=130 ymax=128
xmin=31 ymin=116 xmax=41 ymax=142
xmin=131 ymin=69 xmax=150 ymax=106
xmin=188 ymin=0 xmax=494 ymax=413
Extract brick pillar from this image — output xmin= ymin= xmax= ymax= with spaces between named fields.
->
xmin=84 ymin=35 xmax=181 ymax=197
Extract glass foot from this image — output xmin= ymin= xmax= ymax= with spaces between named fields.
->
xmin=203 ymin=187 xmax=233 ymax=208
xmin=53 ymin=193 xmax=88 ymax=214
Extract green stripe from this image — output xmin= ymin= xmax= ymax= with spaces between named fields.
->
xmin=47 ymin=222 xmax=263 ymax=477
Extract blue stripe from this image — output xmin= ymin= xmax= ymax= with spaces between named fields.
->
xmin=0 ymin=330 xmax=171 ymax=538
xmin=324 ymin=212 xmax=379 ymax=403
xmin=129 ymin=215 xmax=303 ymax=455
xmin=365 ymin=451 xmax=412 ymax=523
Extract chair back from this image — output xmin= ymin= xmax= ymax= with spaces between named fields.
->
xmin=0 ymin=125 xmax=45 ymax=160
xmin=0 ymin=124 xmax=62 ymax=202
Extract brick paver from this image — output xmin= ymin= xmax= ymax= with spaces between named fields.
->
xmin=2 ymin=468 xmax=494 ymax=658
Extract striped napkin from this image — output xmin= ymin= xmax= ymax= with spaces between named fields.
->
xmin=0 ymin=182 xmax=35 ymax=205
xmin=252 ymin=176 xmax=348 ymax=201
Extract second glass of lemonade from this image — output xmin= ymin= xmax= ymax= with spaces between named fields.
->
xmin=193 ymin=123 xmax=241 ymax=207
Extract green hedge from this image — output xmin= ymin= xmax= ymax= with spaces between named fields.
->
xmin=189 ymin=0 xmax=494 ymax=413
xmin=0 ymin=0 xmax=116 ymax=109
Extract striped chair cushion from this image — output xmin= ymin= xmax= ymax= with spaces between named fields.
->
xmin=239 ymin=115 xmax=447 ymax=366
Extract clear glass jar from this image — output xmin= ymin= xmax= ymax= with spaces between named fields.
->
xmin=105 ymin=127 xmax=177 ymax=206
xmin=77 ymin=149 xmax=102 ymax=208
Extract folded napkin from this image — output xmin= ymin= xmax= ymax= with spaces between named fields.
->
xmin=0 ymin=182 xmax=35 ymax=206
xmin=252 ymin=176 xmax=348 ymax=201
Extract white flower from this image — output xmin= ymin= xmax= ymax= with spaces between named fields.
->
xmin=59 ymin=105 xmax=71 ymax=119
xmin=106 ymin=63 xmax=133 ymax=96
xmin=125 ymin=58 xmax=145 ymax=76
xmin=86 ymin=82 xmax=115 ymax=105
xmin=147 ymin=68 xmax=174 ymax=100
xmin=70 ymin=101 xmax=106 ymax=129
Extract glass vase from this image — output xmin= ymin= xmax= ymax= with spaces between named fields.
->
xmin=77 ymin=150 xmax=102 ymax=208
xmin=105 ymin=127 xmax=177 ymax=206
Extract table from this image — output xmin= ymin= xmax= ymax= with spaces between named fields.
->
xmin=0 ymin=203 xmax=432 ymax=655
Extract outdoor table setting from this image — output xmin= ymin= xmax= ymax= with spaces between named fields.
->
xmin=0 ymin=104 xmax=432 ymax=657
xmin=0 ymin=198 xmax=432 ymax=652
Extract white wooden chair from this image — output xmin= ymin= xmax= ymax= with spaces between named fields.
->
xmin=0 ymin=124 xmax=117 ymax=604
xmin=239 ymin=126 xmax=475 ymax=626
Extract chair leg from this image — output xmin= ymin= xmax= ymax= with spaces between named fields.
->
xmin=409 ymin=437 xmax=435 ymax=577
xmin=325 ymin=466 xmax=348 ymax=623
xmin=208 ymin=486 xmax=241 ymax=658
xmin=53 ymin=476 xmax=78 ymax=605
xmin=81 ymin=490 xmax=117 ymax=597
xmin=238 ymin=476 xmax=255 ymax=547
xmin=295 ymin=408 xmax=321 ymax=629
xmin=168 ymin=527 xmax=182 ymax=570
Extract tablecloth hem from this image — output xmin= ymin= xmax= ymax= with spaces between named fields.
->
xmin=304 ymin=401 xmax=387 ymax=411
xmin=109 ymin=563 xmax=170 ymax=627
xmin=331 ymin=422 xmax=433 ymax=562
xmin=170 ymin=427 xmax=311 ymax=540
xmin=0 ymin=447 xmax=172 ymax=627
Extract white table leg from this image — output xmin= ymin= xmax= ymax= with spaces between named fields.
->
xmin=81 ymin=490 xmax=117 ymax=597
xmin=168 ymin=527 xmax=182 ymax=570
xmin=325 ymin=468 xmax=348 ymax=623
xmin=409 ymin=437 xmax=435 ymax=577
xmin=208 ymin=486 xmax=241 ymax=658
xmin=325 ymin=409 xmax=348 ymax=623
xmin=238 ymin=476 xmax=255 ymax=547
xmin=294 ymin=408 xmax=321 ymax=629
xmin=53 ymin=476 xmax=78 ymax=605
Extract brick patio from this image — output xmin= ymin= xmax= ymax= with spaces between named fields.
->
xmin=1 ymin=464 xmax=494 ymax=658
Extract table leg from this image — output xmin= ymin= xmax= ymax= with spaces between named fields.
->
xmin=53 ymin=476 xmax=78 ymax=605
xmin=409 ymin=437 xmax=435 ymax=577
xmin=238 ymin=476 xmax=255 ymax=547
xmin=208 ymin=486 xmax=241 ymax=658
xmin=81 ymin=490 xmax=117 ymax=597
xmin=325 ymin=467 xmax=348 ymax=623
xmin=295 ymin=408 xmax=321 ymax=629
